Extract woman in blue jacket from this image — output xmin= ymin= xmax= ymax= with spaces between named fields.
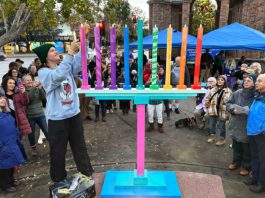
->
xmin=0 ymin=92 xmax=25 ymax=193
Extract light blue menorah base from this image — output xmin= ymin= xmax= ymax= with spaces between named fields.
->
xmin=77 ymin=88 xmax=206 ymax=104
xmin=100 ymin=170 xmax=181 ymax=198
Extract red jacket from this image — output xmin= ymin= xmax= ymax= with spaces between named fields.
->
xmin=143 ymin=69 xmax=151 ymax=85
xmin=12 ymin=92 xmax=32 ymax=136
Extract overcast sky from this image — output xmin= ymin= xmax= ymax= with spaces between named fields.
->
xmin=128 ymin=0 xmax=217 ymax=19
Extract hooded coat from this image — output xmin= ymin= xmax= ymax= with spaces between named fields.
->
xmin=226 ymin=87 xmax=255 ymax=143
xmin=0 ymin=112 xmax=25 ymax=169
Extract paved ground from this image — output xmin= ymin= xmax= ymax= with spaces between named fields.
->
xmin=0 ymin=98 xmax=263 ymax=198
xmin=0 ymin=55 xmax=264 ymax=198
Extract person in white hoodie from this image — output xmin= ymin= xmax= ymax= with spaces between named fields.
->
xmin=33 ymin=41 xmax=94 ymax=183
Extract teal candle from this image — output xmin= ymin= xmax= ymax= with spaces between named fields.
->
xmin=150 ymin=25 xmax=159 ymax=90
xmin=123 ymin=25 xmax=131 ymax=90
xmin=137 ymin=19 xmax=144 ymax=90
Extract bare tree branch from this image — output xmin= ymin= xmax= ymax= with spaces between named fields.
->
xmin=0 ymin=3 xmax=32 ymax=47
xmin=0 ymin=2 xmax=8 ymax=33
xmin=10 ymin=3 xmax=26 ymax=32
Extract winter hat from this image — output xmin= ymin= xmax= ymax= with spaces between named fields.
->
xmin=217 ymin=75 xmax=227 ymax=82
xmin=32 ymin=44 xmax=55 ymax=64
xmin=246 ymin=73 xmax=257 ymax=83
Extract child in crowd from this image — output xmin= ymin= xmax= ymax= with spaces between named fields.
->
xmin=0 ymin=92 xmax=25 ymax=193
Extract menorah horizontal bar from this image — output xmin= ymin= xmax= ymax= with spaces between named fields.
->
xmin=77 ymin=88 xmax=206 ymax=104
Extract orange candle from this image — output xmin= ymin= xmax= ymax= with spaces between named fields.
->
xmin=191 ymin=25 xmax=203 ymax=89
xmin=177 ymin=25 xmax=188 ymax=89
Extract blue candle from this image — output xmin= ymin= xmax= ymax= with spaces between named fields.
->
xmin=123 ymin=25 xmax=131 ymax=90
xmin=137 ymin=19 xmax=144 ymax=90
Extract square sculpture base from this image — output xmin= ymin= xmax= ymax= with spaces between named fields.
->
xmin=100 ymin=170 xmax=181 ymax=198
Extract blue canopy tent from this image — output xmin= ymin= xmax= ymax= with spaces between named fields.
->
xmin=189 ymin=22 xmax=265 ymax=50
xmin=129 ymin=28 xmax=197 ymax=49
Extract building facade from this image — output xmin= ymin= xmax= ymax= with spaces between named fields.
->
xmin=148 ymin=0 xmax=265 ymax=59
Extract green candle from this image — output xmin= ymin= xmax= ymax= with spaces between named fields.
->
xmin=150 ymin=25 xmax=159 ymax=90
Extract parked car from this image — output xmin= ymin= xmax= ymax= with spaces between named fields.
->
xmin=0 ymin=51 xmax=6 ymax=61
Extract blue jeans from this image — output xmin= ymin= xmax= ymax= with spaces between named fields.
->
xmin=209 ymin=116 xmax=226 ymax=139
xmin=27 ymin=114 xmax=48 ymax=147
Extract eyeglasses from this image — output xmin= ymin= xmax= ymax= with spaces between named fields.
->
xmin=207 ymin=80 xmax=214 ymax=83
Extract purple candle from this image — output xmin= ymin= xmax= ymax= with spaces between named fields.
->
xmin=80 ymin=24 xmax=90 ymax=90
xmin=109 ymin=25 xmax=117 ymax=89
xmin=94 ymin=25 xmax=103 ymax=90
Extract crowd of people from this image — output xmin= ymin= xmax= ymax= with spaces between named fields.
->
xmin=0 ymin=46 xmax=265 ymax=194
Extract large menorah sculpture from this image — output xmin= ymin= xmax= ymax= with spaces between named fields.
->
xmin=77 ymin=20 xmax=206 ymax=198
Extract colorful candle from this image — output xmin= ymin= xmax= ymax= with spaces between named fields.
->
xmin=123 ymin=25 xmax=131 ymax=90
xmin=80 ymin=24 xmax=90 ymax=90
xmin=94 ymin=25 xmax=103 ymax=90
xmin=137 ymin=104 xmax=145 ymax=175
xmin=137 ymin=19 xmax=145 ymax=90
xmin=177 ymin=25 xmax=188 ymax=89
xmin=150 ymin=25 xmax=159 ymax=90
xmin=163 ymin=25 xmax=173 ymax=90
xmin=109 ymin=25 xmax=117 ymax=90
xmin=191 ymin=25 xmax=203 ymax=89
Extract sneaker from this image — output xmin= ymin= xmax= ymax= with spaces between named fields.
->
xmin=216 ymin=139 xmax=226 ymax=146
xmin=228 ymin=163 xmax=239 ymax=170
xmin=110 ymin=109 xmax=113 ymax=113
xmin=249 ymin=184 xmax=265 ymax=193
xmin=102 ymin=117 xmax=106 ymax=122
xmin=244 ymin=177 xmax=257 ymax=186
xmin=207 ymin=136 xmax=216 ymax=143
xmin=106 ymin=110 xmax=110 ymax=114
xmin=175 ymin=108 xmax=180 ymax=114
xmin=240 ymin=168 xmax=249 ymax=176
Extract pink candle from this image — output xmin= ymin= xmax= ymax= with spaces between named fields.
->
xmin=109 ymin=25 xmax=117 ymax=89
xmin=94 ymin=25 xmax=103 ymax=90
xmin=80 ymin=24 xmax=90 ymax=90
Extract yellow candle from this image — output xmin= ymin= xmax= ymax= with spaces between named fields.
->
xmin=177 ymin=25 xmax=188 ymax=89
xmin=163 ymin=25 xmax=173 ymax=90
